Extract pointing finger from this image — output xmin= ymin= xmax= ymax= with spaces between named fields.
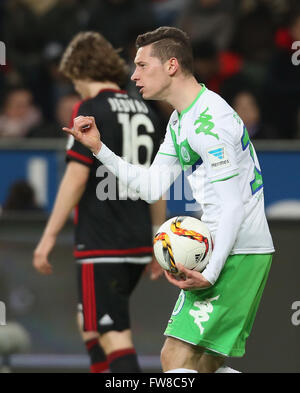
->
xmin=62 ymin=127 xmax=73 ymax=134
xmin=62 ymin=127 xmax=80 ymax=138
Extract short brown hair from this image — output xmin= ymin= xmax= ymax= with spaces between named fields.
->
xmin=59 ymin=32 xmax=129 ymax=86
xmin=136 ymin=27 xmax=194 ymax=75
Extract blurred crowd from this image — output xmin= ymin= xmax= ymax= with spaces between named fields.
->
xmin=0 ymin=0 xmax=300 ymax=139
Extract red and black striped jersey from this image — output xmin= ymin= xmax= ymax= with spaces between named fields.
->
xmin=66 ymin=88 xmax=164 ymax=262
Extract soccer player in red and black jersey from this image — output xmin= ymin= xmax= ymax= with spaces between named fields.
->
xmin=33 ymin=32 xmax=166 ymax=373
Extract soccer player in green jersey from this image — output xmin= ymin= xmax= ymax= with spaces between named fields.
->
xmin=63 ymin=27 xmax=275 ymax=373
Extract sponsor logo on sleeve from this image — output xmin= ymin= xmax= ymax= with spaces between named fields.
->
xmin=207 ymin=145 xmax=230 ymax=170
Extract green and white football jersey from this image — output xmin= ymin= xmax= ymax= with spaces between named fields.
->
xmin=158 ymin=85 xmax=274 ymax=254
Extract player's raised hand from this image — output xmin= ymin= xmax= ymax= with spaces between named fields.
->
xmin=62 ymin=116 xmax=102 ymax=155
xmin=164 ymin=262 xmax=211 ymax=290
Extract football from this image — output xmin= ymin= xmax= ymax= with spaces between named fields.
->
xmin=153 ymin=216 xmax=213 ymax=274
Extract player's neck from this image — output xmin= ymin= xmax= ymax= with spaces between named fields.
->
xmin=166 ymin=77 xmax=202 ymax=115
xmin=82 ymin=81 xmax=121 ymax=99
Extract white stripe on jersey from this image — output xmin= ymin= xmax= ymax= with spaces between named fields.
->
xmin=76 ymin=256 xmax=152 ymax=264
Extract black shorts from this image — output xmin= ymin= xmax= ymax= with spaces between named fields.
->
xmin=77 ymin=262 xmax=146 ymax=334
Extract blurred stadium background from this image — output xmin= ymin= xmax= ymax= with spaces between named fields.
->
xmin=0 ymin=0 xmax=300 ymax=373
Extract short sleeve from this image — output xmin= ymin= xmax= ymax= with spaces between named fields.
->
xmin=66 ymin=100 xmax=94 ymax=167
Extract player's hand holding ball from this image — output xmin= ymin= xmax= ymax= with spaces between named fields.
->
xmin=153 ymin=216 xmax=213 ymax=290
xmin=62 ymin=116 xmax=102 ymax=155
xmin=164 ymin=263 xmax=212 ymax=290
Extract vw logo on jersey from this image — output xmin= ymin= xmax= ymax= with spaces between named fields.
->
xmin=172 ymin=290 xmax=186 ymax=316
xmin=180 ymin=146 xmax=190 ymax=162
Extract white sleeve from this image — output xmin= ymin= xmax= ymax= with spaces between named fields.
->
xmin=94 ymin=136 xmax=182 ymax=203
xmin=201 ymin=175 xmax=245 ymax=285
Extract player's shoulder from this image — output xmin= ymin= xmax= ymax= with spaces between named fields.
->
xmin=84 ymin=89 xmax=121 ymax=115
xmin=197 ymin=87 xmax=233 ymax=114
xmin=78 ymin=89 xmax=132 ymax=117
xmin=187 ymin=88 xmax=239 ymax=149
xmin=75 ymin=96 xmax=94 ymax=117
xmin=191 ymin=87 xmax=236 ymax=134
xmin=100 ymin=89 xmax=155 ymax=116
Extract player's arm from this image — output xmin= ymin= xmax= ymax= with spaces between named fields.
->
xmin=166 ymin=115 xmax=245 ymax=289
xmin=200 ymin=176 xmax=245 ymax=284
xmin=165 ymin=176 xmax=245 ymax=289
xmin=150 ymin=198 xmax=167 ymax=237
xmin=33 ymin=161 xmax=90 ymax=275
xmin=148 ymin=198 xmax=167 ymax=280
xmin=63 ymin=116 xmax=182 ymax=203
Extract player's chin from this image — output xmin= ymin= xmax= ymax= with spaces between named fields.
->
xmin=141 ymin=91 xmax=149 ymax=99
xmin=141 ymin=90 xmax=155 ymax=100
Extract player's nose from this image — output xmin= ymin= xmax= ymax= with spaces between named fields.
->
xmin=131 ymin=68 xmax=139 ymax=81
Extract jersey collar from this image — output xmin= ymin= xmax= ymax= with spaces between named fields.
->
xmin=178 ymin=84 xmax=206 ymax=119
xmin=97 ymin=88 xmax=127 ymax=95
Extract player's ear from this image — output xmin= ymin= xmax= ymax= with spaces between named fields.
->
xmin=167 ymin=57 xmax=179 ymax=76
